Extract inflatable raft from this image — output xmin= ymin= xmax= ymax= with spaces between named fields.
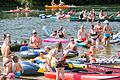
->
xmin=43 ymin=38 xmax=69 ymax=43
xmin=19 ymin=51 xmax=39 ymax=59
xmin=20 ymin=61 xmax=43 ymax=76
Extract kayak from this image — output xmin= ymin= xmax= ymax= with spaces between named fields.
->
xmin=70 ymin=16 xmax=120 ymax=22
xmin=45 ymin=5 xmax=69 ymax=9
xmin=6 ymin=10 xmax=33 ymax=13
xmin=43 ymin=38 xmax=69 ymax=43
xmin=87 ymin=64 xmax=120 ymax=73
xmin=44 ymin=72 xmax=120 ymax=80
xmin=20 ymin=61 xmax=43 ymax=76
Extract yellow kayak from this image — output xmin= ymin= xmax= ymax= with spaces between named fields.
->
xmin=45 ymin=5 xmax=69 ymax=9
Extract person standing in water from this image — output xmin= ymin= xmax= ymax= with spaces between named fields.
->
xmin=77 ymin=25 xmax=88 ymax=42
xmin=29 ymin=30 xmax=42 ymax=49
xmin=1 ymin=34 xmax=12 ymax=74
xmin=50 ymin=42 xmax=67 ymax=80
xmin=102 ymin=20 xmax=112 ymax=45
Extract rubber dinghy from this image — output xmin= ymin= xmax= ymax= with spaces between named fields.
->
xmin=74 ymin=39 xmax=87 ymax=47
xmin=20 ymin=61 xmax=43 ymax=76
xmin=19 ymin=51 xmax=39 ymax=59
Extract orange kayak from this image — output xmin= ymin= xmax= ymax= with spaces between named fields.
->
xmin=45 ymin=5 xmax=69 ymax=9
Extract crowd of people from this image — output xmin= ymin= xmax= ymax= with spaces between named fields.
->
xmin=0 ymin=18 xmax=113 ymax=80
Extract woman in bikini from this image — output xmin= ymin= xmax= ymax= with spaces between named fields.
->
xmin=50 ymin=42 xmax=67 ymax=80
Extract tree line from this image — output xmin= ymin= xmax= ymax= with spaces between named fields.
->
xmin=0 ymin=0 xmax=120 ymax=7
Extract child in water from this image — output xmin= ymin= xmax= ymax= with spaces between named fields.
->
xmin=13 ymin=56 xmax=23 ymax=78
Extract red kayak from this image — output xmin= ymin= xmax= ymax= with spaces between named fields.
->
xmin=44 ymin=72 xmax=120 ymax=80
xmin=87 ymin=64 xmax=120 ymax=73
xmin=6 ymin=10 xmax=33 ymax=13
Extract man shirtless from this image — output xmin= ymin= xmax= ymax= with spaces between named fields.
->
xmin=77 ymin=25 xmax=88 ymax=42
xmin=65 ymin=37 xmax=78 ymax=55
xmin=29 ymin=30 xmax=42 ymax=49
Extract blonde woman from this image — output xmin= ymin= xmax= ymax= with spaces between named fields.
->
xmin=1 ymin=34 xmax=12 ymax=74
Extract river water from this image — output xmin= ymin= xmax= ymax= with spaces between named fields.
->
xmin=0 ymin=6 xmax=120 ymax=58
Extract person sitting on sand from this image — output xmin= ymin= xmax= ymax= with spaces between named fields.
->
xmin=102 ymin=20 xmax=112 ymax=45
xmin=30 ymin=52 xmax=52 ymax=72
xmin=77 ymin=25 xmax=88 ymax=42
xmin=99 ymin=10 xmax=108 ymax=19
xmin=12 ymin=56 xmax=23 ymax=78
xmin=50 ymin=30 xmax=58 ymax=38
xmin=65 ymin=37 xmax=78 ymax=56
xmin=29 ymin=30 xmax=42 ymax=49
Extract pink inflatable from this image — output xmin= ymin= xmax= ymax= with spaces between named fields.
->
xmin=43 ymin=38 xmax=68 ymax=43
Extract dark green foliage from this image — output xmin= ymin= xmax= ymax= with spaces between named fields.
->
xmin=0 ymin=0 xmax=120 ymax=7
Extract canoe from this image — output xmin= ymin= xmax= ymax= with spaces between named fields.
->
xmin=70 ymin=16 xmax=120 ymax=22
xmin=43 ymin=38 xmax=69 ymax=43
xmin=6 ymin=10 xmax=33 ymax=13
xmin=20 ymin=61 xmax=43 ymax=76
xmin=45 ymin=5 xmax=69 ymax=9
